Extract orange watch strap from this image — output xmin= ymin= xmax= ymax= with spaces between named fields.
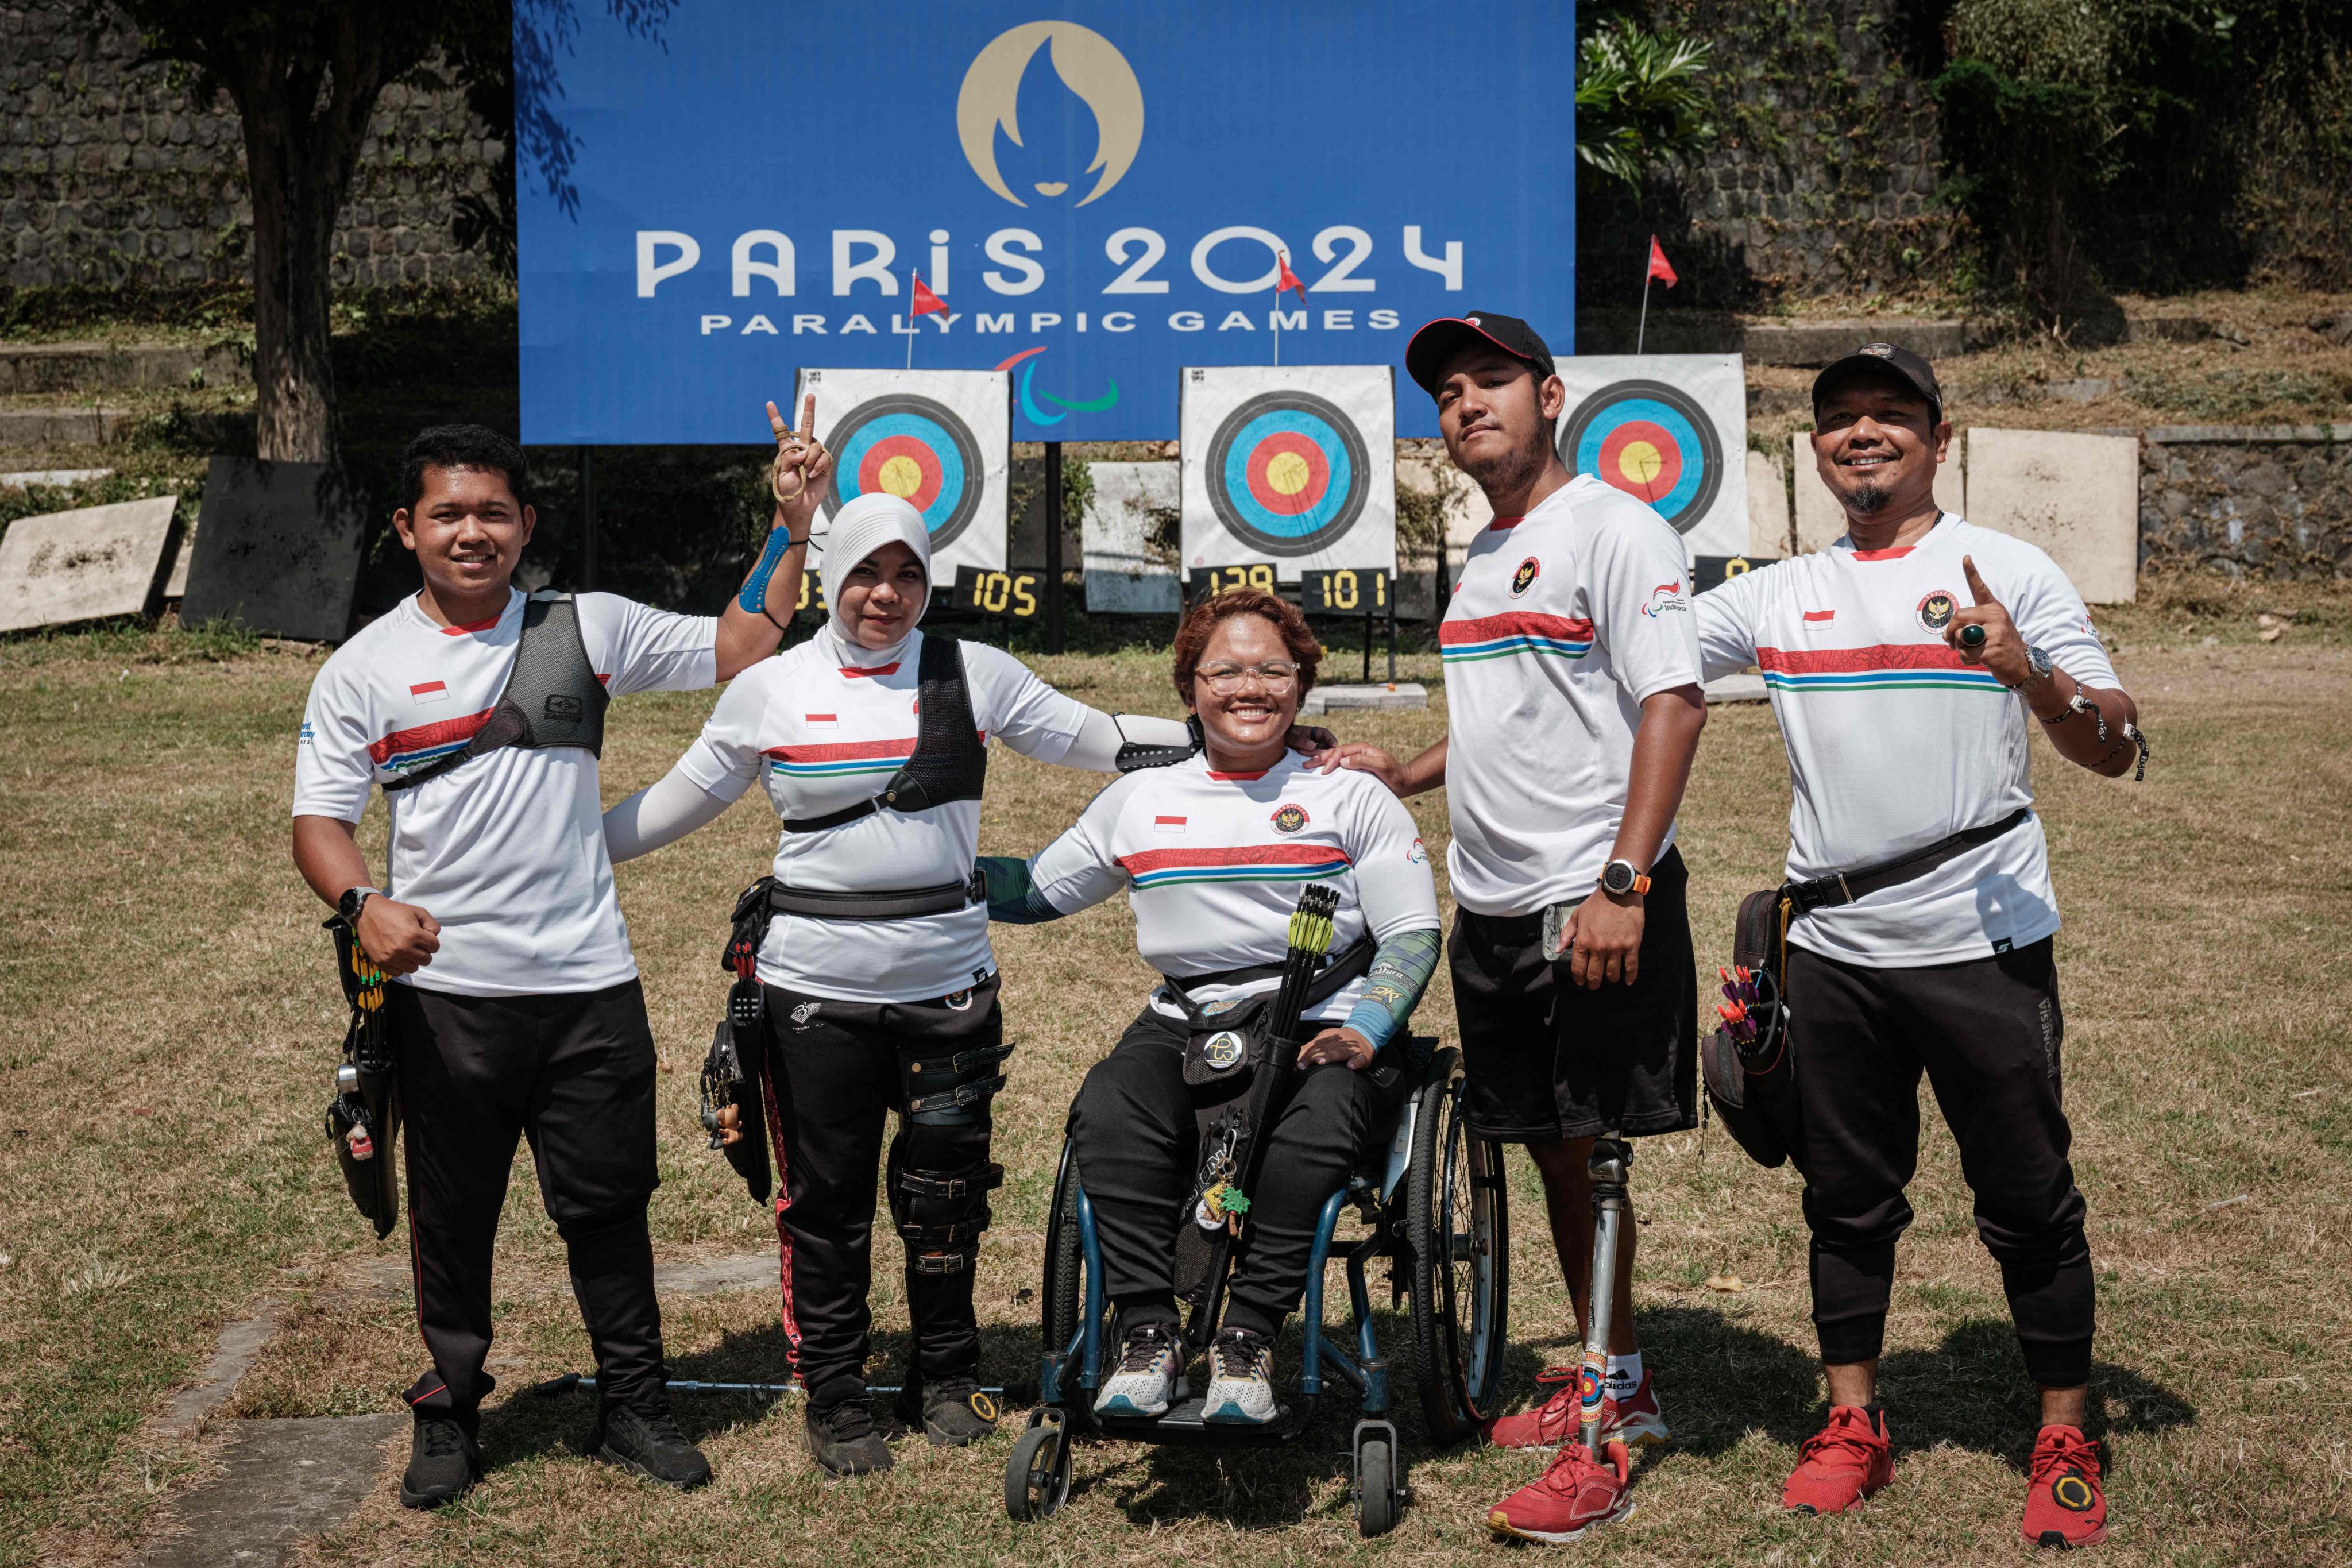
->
xmin=1631 ymin=873 xmax=1652 ymax=895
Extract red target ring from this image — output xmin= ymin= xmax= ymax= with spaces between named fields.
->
xmin=855 ymin=433 xmax=945 ymax=513
xmin=1596 ymin=419 xmax=1683 ymax=504
xmin=1244 ymin=431 xmax=1332 ymax=516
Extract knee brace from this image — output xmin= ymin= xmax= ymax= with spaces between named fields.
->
xmin=886 ymin=1137 xmax=1003 ymax=1274
xmin=901 ymin=1040 xmax=1013 ymax=1128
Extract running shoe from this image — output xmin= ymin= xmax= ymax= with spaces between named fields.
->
xmin=2021 ymin=1424 xmax=2109 ymax=1548
xmin=1487 ymin=1439 xmax=1635 ymax=1544
xmin=1782 ymin=1404 xmax=1892 ymax=1515
xmin=1094 ymin=1321 xmax=1187 ymax=1419
xmin=1488 ymin=1365 xmax=1671 ymax=1449
xmin=1202 ymin=1327 xmax=1280 ymax=1424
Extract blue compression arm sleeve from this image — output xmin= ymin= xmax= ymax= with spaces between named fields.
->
xmin=736 ymin=525 xmax=792 ymax=615
xmin=1340 ymin=926 xmax=1442 ymax=1065
xmin=978 ymin=855 xmax=1064 ymax=924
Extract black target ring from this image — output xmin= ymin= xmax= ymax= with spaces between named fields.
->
xmin=820 ymin=393 xmax=988 ymax=553
xmin=1204 ymin=390 xmax=1372 ymax=559
xmin=1557 ymin=378 xmax=1725 ymax=534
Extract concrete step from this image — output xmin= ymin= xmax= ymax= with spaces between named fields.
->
xmin=0 ymin=405 xmax=134 ymax=445
xmin=1585 ymin=314 xmax=2214 ymax=365
xmin=0 ymin=341 xmax=249 ymax=395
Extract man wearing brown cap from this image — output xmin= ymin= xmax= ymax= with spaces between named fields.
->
xmin=1693 ymin=343 xmax=2146 ymax=1547
xmin=1321 ymin=311 xmax=1707 ymax=1543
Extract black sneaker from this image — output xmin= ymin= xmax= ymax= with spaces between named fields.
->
xmin=895 ymin=1370 xmax=1000 ymax=1447
xmin=587 ymin=1403 xmax=712 ymax=1491
xmin=399 ymin=1413 xmax=481 ymax=1509
xmin=805 ymin=1383 xmax=894 ymax=1477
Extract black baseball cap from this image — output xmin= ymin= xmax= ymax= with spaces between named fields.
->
xmin=1405 ymin=311 xmax=1558 ymax=397
xmin=1812 ymin=342 xmax=1945 ymax=425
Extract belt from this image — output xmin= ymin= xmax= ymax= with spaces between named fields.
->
xmin=1783 ymin=807 xmax=2034 ymax=914
xmin=765 ymin=870 xmax=986 ymax=922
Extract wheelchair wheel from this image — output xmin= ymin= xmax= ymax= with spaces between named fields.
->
xmin=1407 ymin=1053 xmax=1509 ymax=1443
xmin=1353 ymin=1420 xmax=1400 ymax=1537
xmin=1004 ymin=1413 xmax=1073 ymax=1521
xmin=1041 ymin=1138 xmax=1085 ymax=1358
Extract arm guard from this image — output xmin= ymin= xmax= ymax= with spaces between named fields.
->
xmin=1342 ymin=925 xmax=1442 ymax=1068
xmin=1060 ymin=709 xmax=1200 ymax=773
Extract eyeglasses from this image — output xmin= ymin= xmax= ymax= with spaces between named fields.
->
xmin=1194 ymin=660 xmax=1300 ymax=694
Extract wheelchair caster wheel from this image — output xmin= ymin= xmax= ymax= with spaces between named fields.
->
xmin=1005 ymin=1412 xmax=1072 ymax=1521
xmin=1354 ymin=1419 xmax=1400 ymax=1537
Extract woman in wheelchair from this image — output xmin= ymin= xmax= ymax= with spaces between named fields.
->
xmin=980 ymin=588 xmax=1442 ymax=1424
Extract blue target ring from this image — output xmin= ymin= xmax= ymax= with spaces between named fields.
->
xmin=1558 ymin=379 xmax=1724 ymax=534
xmin=1204 ymin=392 xmax=1370 ymax=558
xmin=822 ymin=394 xmax=986 ymax=549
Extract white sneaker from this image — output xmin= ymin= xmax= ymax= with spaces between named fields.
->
xmin=1202 ymin=1328 xmax=1279 ymax=1424
xmin=1094 ymin=1322 xmax=1187 ymax=1418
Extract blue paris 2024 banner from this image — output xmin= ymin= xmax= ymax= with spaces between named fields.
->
xmin=518 ymin=2 xmax=1575 ymax=445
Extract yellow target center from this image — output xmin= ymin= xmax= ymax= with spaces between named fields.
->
xmin=1265 ymin=450 xmax=1312 ymax=497
xmin=1617 ymin=440 xmax=1665 ymax=487
xmin=877 ymin=454 xmax=926 ymax=498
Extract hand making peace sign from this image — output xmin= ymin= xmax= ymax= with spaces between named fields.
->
xmin=766 ymin=392 xmax=832 ymax=538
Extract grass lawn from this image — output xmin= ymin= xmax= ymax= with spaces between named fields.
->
xmin=2 ymin=579 xmax=2348 ymax=1566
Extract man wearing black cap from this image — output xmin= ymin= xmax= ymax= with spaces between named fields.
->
xmin=1691 ymin=344 xmax=2146 ymax=1547
xmin=1322 ymin=312 xmax=1708 ymax=1543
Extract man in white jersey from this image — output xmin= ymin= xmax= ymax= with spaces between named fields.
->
xmin=1322 ymin=311 xmax=1708 ymax=1543
xmin=291 ymin=412 xmax=825 ymax=1507
xmin=1693 ymin=343 xmax=2144 ymax=1547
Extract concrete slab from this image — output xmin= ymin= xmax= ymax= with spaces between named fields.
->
xmin=1301 ymin=682 xmax=1428 ymax=713
xmin=0 ymin=405 xmax=133 ymax=445
xmin=158 ymin=1305 xmax=279 ymax=1439
xmin=180 ymin=458 xmax=367 ymax=640
xmin=1746 ymin=448 xmax=1791 ymax=557
xmin=0 ymin=467 xmax=112 ymax=490
xmin=1705 ymin=672 xmax=1768 ymax=704
xmin=1741 ymin=319 xmax=1976 ymax=366
xmin=1080 ymin=461 xmax=1180 ymax=613
xmin=0 ymin=341 xmax=249 ymax=394
xmin=1791 ymin=429 xmax=1965 ymax=553
xmin=652 ymin=1252 xmax=775 ymax=1297
xmin=128 ymin=1415 xmax=401 ymax=1568
xmin=0 ymin=494 xmax=181 ymax=632
xmin=1961 ymin=427 xmax=2141 ymax=603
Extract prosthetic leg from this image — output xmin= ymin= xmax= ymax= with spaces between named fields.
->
xmin=1575 ymin=1133 xmax=1633 ymax=1459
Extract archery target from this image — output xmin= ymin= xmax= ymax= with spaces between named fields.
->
xmin=1551 ymin=355 xmax=1748 ymax=560
xmin=1181 ymin=366 xmax=1395 ymax=577
xmin=797 ymin=369 xmax=1010 ymax=574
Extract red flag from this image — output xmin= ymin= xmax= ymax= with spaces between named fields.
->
xmin=1275 ymin=250 xmax=1307 ymax=303
xmin=1646 ymin=236 xmax=1678 ymax=288
xmin=910 ymin=273 xmax=948 ymax=318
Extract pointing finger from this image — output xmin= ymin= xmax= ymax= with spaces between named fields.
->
xmin=1963 ymin=554 xmax=1994 ymax=606
xmin=767 ymin=400 xmax=787 ymax=440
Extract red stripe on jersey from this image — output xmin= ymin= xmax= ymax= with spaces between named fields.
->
xmin=439 ymin=612 xmax=505 ymax=635
xmin=1439 ymin=611 xmax=1598 ymax=646
xmin=1115 ymin=844 xmax=1357 ymax=875
xmin=838 ymin=662 xmax=901 ymax=678
xmin=1802 ymin=610 xmax=1835 ymax=623
xmin=596 ymin=673 xmax=611 ymax=686
xmin=1206 ymin=768 xmax=1270 ymax=781
xmin=760 ymin=736 xmax=918 ymax=762
xmin=410 ymin=681 xmax=447 ymax=696
xmin=369 ymin=708 xmax=496 ymax=764
xmin=1487 ymin=515 xmax=1524 ymax=531
xmin=1758 ymin=643 xmax=1972 ymax=673
xmin=1849 ymin=546 xmax=1915 ymax=561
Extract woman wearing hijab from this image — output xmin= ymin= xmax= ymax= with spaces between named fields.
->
xmin=604 ymin=493 xmax=1316 ymax=1476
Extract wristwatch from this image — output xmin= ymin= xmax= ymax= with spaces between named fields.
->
xmin=2008 ymin=645 xmax=2054 ymax=691
xmin=1599 ymin=859 xmax=1651 ymax=898
xmin=338 ymin=886 xmax=381 ymax=923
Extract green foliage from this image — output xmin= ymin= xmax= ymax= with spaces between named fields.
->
xmin=1576 ymin=15 xmax=1720 ymax=187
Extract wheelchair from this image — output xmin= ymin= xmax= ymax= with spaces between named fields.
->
xmin=1002 ymin=1043 xmax=1510 ymax=1537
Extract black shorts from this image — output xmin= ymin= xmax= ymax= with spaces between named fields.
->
xmin=1447 ymin=847 xmax=1697 ymax=1142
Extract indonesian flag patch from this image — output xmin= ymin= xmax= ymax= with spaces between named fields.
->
xmin=1154 ymin=815 xmax=1187 ymax=834
xmin=409 ymin=680 xmax=449 ymax=705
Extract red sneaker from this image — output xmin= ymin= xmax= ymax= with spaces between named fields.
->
xmin=2021 ymin=1425 xmax=2109 ymax=1547
xmin=1782 ymin=1405 xmax=1893 ymax=1515
xmin=1487 ymin=1366 xmax=1671 ymax=1449
xmin=1488 ymin=1440 xmax=1635 ymax=1544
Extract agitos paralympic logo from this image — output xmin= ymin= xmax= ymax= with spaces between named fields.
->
xmin=994 ymin=345 xmax=1118 ymax=424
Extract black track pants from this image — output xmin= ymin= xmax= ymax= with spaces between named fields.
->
xmin=390 ymin=980 xmax=667 ymax=1423
xmin=1787 ymin=938 xmax=2095 ymax=1388
xmin=1068 ymin=1009 xmax=1399 ymax=1340
xmin=759 ymin=976 xmax=1002 ymax=1397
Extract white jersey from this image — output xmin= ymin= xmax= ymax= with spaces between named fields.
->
xmin=293 ymin=589 xmax=718 ymax=997
xmin=679 ymin=624 xmax=1091 ymax=1002
xmin=1438 ymin=474 xmax=1705 ymax=916
xmin=1025 ymin=752 xmax=1442 ymax=1025
xmin=1694 ymin=514 xmax=2119 ymax=967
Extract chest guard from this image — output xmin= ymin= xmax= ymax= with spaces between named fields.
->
xmin=782 ymin=634 xmax=987 ymax=832
xmin=383 ymin=592 xmax=608 ymax=793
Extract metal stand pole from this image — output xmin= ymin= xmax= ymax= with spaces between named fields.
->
xmin=1044 ymin=441 xmax=1065 ymax=655
xmin=1386 ymin=570 xmax=1397 ymax=682
xmin=1577 ymin=1133 xmax=1632 ymax=1455
xmin=580 ymin=447 xmax=598 ymax=592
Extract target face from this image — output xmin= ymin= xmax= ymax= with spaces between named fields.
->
xmin=1558 ymin=379 xmax=1724 ymax=534
xmin=822 ymin=394 xmax=986 ymax=550
xmin=1204 ymin=391 xmax=1370 ymax=558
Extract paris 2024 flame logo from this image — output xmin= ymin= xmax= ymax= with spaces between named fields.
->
xmin=956 ymin=21 xmax=1144 ymax=208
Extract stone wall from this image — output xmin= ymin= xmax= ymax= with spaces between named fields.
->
xmin=0 ymin=1 xmax=495 ymax=289
xmin=2139 ymin=427 xmax=2352 ymax=579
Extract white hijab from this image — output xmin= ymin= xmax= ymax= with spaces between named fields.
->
xmin=820 ymin=492 xmax=933 ymax=655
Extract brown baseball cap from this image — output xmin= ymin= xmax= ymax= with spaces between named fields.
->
xmin=1812 ymin=342 xmax=1945 ymax=425
xmin=1405 ymin=311 xmax=1558 ymax=397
